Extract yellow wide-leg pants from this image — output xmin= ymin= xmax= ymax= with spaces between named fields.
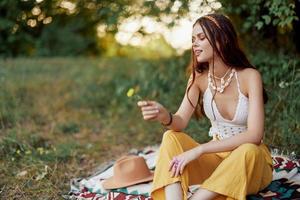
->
xmin=150 ymin=130 xmax=273 ymax=200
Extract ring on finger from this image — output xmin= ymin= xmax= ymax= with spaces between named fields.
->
xmin=174 ymin=161 xmax=179 ymax=167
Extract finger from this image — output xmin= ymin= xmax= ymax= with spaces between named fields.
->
xmin=175 ymin=163 xmax=181 ymax=177
xmin=169 ymin=160 xmax=175 ymax=171
xmin=180 ymin=162 xmax=186 ymax=175
xmin=171 ymin=165 xmax=176 ymax=177
xmin=142 ymin=110 xmax=159 ymax=116
xmin=147 ymin=101 xmax=157 ymax=105
xmin=175 ymin=160 xmax=184 ymax=177
xmin=169 ymin=157 xmax=177 ymax=170
xmin=143 ymin=114 xmax=157 ymax=120
xmin=142 ymin=110 xmax=159 ymax=115
xmin=137 ymin=101 xmax=148 ymax=107
xmin=141 ymin=106 xmax=159 ymax=112
xmin=170 ymin=161 xmax=176 ymax=177
xmin=143 ymin=112 xmax=158 ymax=117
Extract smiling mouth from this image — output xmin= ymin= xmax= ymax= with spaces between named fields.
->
xmin=195 ymin=50 xmax=203 ymax=56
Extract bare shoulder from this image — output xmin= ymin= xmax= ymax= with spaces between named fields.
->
xmin=238 ymin=68 xmax=263 ymax=86
xmin=237 ymin=68 xmax=263 ymax=97
xmin=188 ymin=71 xmax=207 ymax=92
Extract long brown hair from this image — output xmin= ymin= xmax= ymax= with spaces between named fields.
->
xmin=187 ymin=13 xmax=268 ymax=119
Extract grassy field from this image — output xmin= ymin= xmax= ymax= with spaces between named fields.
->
xmin=0 ymin=56 xmax=299 ymax=199
xmin=0 ymin=57 xmax=209 ymax=199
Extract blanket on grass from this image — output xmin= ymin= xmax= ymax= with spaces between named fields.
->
xmin=64 ymin=145 xmax=300 ymax=200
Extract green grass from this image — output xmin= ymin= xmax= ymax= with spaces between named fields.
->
xmin=0 ymin=55 xmax=299 ymax=199
xmin=0 ymin=56 xmax=205 ymax=199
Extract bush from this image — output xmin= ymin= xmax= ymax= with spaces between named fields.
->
xmin=251 ymin=50 xmax=300 ymax=153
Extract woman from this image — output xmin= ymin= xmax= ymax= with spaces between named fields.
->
xmin=137 ymin=13 xmax=273 ymax=200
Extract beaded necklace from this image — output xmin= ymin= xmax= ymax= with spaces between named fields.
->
xmin=208 ymin=68 xmax=235 ymax=93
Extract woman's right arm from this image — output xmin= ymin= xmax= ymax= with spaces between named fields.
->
xmin=168 ymin=74 xmax=201 ymax=131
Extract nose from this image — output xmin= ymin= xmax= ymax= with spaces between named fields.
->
xmin=192 ymin=39 xmax=200 ymax=47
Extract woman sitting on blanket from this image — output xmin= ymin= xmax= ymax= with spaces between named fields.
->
xmin=137 ymin=13 xmax=273 ymax=200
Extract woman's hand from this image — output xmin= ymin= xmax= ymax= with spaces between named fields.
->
xmin=169 ymin=148 xmax=201 ymax=177
xmin=137 ymin=100 xmax=170 ymax=124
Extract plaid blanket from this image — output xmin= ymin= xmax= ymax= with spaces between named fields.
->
xmin=64 ymin=145 xmax=300 ymax=200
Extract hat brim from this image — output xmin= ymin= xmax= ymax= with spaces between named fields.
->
xmin=102 ymin=172 xmax=154 ymax=189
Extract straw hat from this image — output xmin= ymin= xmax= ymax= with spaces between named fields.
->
xmin=102 ymin=155 xmax=154 ymax=189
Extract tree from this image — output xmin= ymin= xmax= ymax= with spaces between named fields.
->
xmin=0 ymin=0 xmax=298 ymax=57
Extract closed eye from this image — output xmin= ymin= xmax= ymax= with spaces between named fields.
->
xmin=192 ymin=34 xmax=205 ymax=42
xmin=198 ymin=33 xmax=205 ymax=40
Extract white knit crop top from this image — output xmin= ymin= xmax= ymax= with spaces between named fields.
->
xmin=203 ymin=71 xmax=249 ymax=140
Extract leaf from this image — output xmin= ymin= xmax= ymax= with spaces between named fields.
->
xmin=255 ymin=21 xmax=264 ymax=30
xmin=243 ymin=21 xmax=252 ymax=30
xmin=272 ymin=18 xmax=280 ymax=25
xmin=262 ymin=15 xmax=271 ymax=25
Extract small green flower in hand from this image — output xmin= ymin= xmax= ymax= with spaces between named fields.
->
xmin=127 ymin=87 xmax=142 ymax=101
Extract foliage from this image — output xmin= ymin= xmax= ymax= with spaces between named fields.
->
xmin=0 ymin=0 xmax=184 ymax=57
xmin=219 ymin=0 xmax=299 ymax=52
xmin=0 ymin=0 xmax=106 ymax=56
xmin=250 ymin=50 xmax=300 ymax=153
xmin=221 ymin=0 xmax=298 ymax=31
xmin=1 ymin=0 xmax=299 ymax=56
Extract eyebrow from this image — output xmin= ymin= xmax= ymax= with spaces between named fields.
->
xmin=192 ymin=33 xmax=205 ymax=37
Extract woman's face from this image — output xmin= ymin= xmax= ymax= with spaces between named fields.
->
xmin=192 ymin=23 xmax=214 ymax=63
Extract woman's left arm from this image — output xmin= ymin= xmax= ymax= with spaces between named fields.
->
xmin=195 ymin=69 xmax=265 ymax=155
